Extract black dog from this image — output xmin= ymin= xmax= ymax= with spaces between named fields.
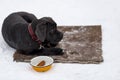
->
xmin=2 ymin=12 xmax=63 ymax=55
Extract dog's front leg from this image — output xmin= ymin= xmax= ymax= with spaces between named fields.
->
xmin=36 ymin=48 xmax=64 ymax=55
xmin=16 ymin=48 xmax=64 ymax=55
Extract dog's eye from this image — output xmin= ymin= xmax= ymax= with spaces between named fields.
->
xmin=50 ymin=29 xmax=56 ymax=34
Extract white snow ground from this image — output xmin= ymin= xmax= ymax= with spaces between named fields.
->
xmin=0 ymin=0 xmax=120 ymax=80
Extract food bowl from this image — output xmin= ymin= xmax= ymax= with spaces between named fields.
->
xmin=30 ymin=56 xmax=54 ymax=72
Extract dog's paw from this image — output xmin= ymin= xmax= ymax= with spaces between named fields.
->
xmin=37 ymin=48 xmax=64 ymax=55
xmin=49 ymin=48 xmax=64 ymax=55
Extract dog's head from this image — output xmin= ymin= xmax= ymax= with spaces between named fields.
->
xmin=35 ymin=17 xmax=63 ymax=48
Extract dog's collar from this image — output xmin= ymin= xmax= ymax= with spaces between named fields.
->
xmin=28 ymin=24 xmax=42 ymax=46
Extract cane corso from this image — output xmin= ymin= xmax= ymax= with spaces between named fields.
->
xmin=2 ymin=12 xmax=63 ymax=55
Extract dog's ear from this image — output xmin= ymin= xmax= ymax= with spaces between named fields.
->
xmin=35 ymin=23 xmax=46 ymax=42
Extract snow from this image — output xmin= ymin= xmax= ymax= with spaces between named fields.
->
xmin=0 ymin=0 xmax=120 ymax=80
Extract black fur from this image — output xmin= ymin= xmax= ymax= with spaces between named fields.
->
xmin=2 ymin=12 xmax=63 ymax=55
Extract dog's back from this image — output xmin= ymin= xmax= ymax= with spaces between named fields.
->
xmin=2 ymin=12 xmax=37 ymax=49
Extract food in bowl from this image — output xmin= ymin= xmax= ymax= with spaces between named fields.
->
xmin=30 ymin=56 xmax=54 ymax=72
xmin=37 ymin=60 xmax=46 ymax=66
